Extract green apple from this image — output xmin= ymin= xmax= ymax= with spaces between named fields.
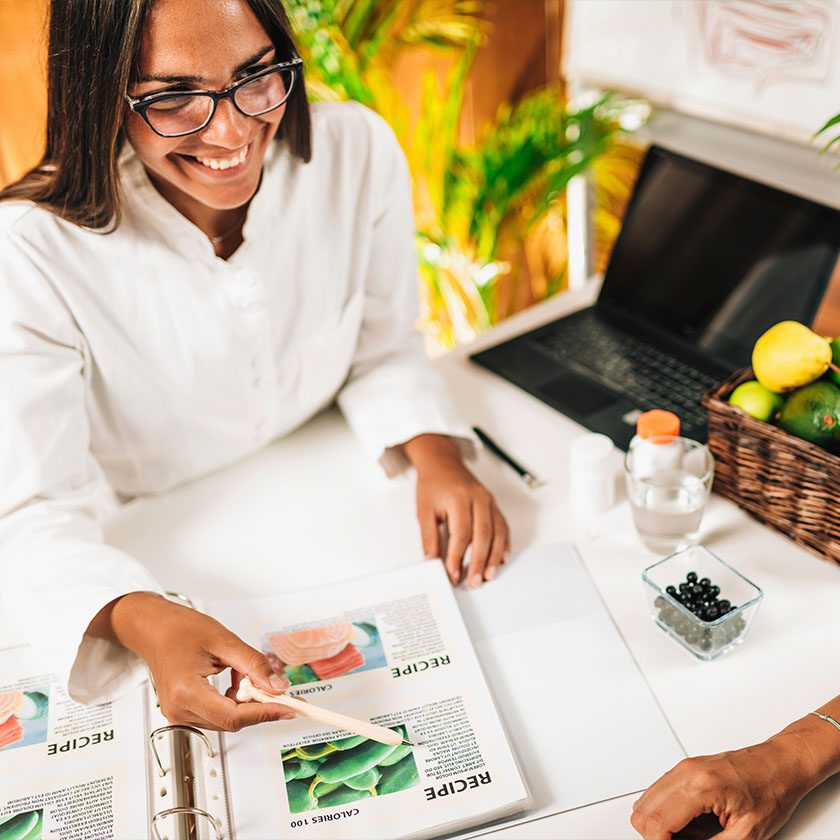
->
xmin=729 ymin=380 xmax=784 ymax=422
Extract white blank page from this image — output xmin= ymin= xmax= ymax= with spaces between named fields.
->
xmin=455 ymin=544 xmax=684 ymax=834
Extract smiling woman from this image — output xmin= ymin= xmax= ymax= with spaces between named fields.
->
xmin=123 ymin=0 xmax=305 ymax=251
xmin=0 ymin=0 xmax=509 ymax=733
xmin=1 ymin=0 xmax=311 ymax=252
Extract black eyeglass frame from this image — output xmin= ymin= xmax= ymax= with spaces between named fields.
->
xmin=125 ymin=57 xmax=303 ymax=138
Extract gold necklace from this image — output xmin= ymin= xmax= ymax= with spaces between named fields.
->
xmin=209 ymin=209 xmax=247 ymax=246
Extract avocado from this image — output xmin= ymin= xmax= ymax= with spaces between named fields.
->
xmin=829 ymin=338 xmax=840 ymax=386
xmin=779 ymin=381 xmax=840 ymax=450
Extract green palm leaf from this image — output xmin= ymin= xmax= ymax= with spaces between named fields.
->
xmin=337 ymin=0 xmax=485 ymax=60
xmin=445 ymin=91 xmax=621 ymax=260
xmin=814 ymin=111 xmax=840 ymax=138
xmin=814 ymin=111 xmax=840 ymax=162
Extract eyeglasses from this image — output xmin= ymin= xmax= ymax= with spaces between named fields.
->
xmin=125 ymin=57 xmax=303 ymax=138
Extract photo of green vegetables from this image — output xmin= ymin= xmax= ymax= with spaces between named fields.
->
xmin=283 ymin=726 xmax=419 ymax=813
xmin=0 ymin=810 xmax=42 ymax=840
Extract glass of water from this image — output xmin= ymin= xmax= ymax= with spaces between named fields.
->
xmin=624 ymin=436 xmax=714 ymax=554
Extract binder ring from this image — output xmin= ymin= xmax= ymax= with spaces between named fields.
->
xmin=151 ymin=806 xmax=223 ymax=840
xmin=149 ymin=725 xmax=217 ymax=777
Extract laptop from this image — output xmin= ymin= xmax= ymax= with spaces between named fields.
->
xmin=470 ymin=144 xmax=840 ymax=449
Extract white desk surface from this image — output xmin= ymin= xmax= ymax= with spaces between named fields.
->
xmin=5 ymin=280 xmax=840 ymax=838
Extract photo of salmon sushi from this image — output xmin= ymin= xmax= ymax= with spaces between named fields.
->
xmin=262 ymin=618 xmax=385 ymax=685
xmin=0 ymin=689 xmax=49 ymax=753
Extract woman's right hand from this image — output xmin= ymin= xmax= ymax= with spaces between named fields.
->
xmin=89 ymin=592 xmax=296 ymax=731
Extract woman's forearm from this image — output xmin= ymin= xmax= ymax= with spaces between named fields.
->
xmin=85 ymin=591 xmax=167 ymax=653
xmin=770 ymin=696 xmax=840 ymax=790
xmin=399 ymin=433 xmax=463 ymax=475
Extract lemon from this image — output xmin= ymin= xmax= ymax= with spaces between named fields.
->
xmin=729 ymin=381 xmax=784 ymax=421
xmin=751 ymin=321 xmax=831 ymax=393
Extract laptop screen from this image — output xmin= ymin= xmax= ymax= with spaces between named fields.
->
xmin=598 ymin=145 xmax=840 ymax=369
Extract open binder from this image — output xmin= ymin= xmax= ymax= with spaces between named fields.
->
xmin=144 ymin=571 xmax=532 ymax=840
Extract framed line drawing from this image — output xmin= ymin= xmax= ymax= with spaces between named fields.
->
xmin=564 ymin=0 xmax=840 ymax=145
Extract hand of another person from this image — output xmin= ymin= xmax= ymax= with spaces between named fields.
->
xmin=403 ymin=434 xmax=510 ymax=587
xmin=631 ymin=736 xmax=818 ymax=840
xmin=89 ymin=592 xmax=296 ymax=731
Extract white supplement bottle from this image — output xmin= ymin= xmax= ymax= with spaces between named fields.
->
xmin=569 ymin=433 xmax=617 ymax=516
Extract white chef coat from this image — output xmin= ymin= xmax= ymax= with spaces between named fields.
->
xmin=0 ymin=101 xmax=475 ymax=705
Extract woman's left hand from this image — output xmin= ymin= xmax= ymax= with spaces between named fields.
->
xmin=402 ymin=434 xmax=509 ymax=587
xmin=630 ymin=737 xmax=815 ymax=840
xmin=631 ymin=711 xmax=840 ymax=840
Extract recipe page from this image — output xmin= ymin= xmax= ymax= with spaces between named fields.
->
xmin=210 ymin=562 xmax=530 ymax=840
xmin=0 ymin=646 xmax=147 ymax=840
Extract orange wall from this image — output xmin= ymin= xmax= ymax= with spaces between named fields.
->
xmin=390 ymin=1 xmax=561 ymax=146
xmin=0 ymin=0 xmax=49 ymax=187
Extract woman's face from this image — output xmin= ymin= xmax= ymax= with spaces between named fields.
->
xmin=125 ymin=0 xmax=285 ymax=213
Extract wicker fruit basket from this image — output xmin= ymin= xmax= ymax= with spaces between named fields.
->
xmin=701 ymin=367 xmax=840 ymax=565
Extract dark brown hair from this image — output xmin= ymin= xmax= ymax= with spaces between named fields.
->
xmin=0 ymin=0 xmax=311 ymax=230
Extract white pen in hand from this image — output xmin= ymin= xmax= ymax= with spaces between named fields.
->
xmin=236 ymin=676 xmax=416 ymax=747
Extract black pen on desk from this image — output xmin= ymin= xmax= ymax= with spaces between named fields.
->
xmin=472 ymin=426 xmax=545 ymax=489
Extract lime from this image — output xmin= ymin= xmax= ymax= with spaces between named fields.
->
xmin=728 ymin=380 xmax=784 ymax=421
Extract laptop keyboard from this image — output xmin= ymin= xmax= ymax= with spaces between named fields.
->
xmin=530 ymin=314 xmax=717 ymax=428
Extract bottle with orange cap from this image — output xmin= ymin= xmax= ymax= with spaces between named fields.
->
xmin=629 ymin=410 xmax=683 ymax=478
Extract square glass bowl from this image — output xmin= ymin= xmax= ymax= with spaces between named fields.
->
xmin=642 ymin=545 xmax=763 ymax=661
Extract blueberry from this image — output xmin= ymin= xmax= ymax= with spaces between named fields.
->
xmin=690 ymin=584 xmax=704 ymax=597
xmin=679 ymin=582 xmax=690 ymax=594
xmin=686 ymin=572 xmax=698 ymax=584
xmin=709 ymin=585 xmax=720 ymax=598
xmin=705 ymin=606 xmax=720 ymax=621
xmin=666 ymin=585 xmax=678 ymax=598
xmin=699 ymin=577 xmax=711 ymax=589
xmin=718 ymin=599 xmax=731 ymax=612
